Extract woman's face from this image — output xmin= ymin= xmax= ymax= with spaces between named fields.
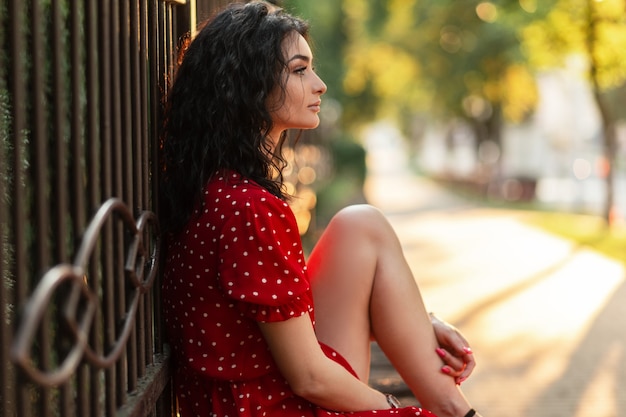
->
xmin=267 ymin=33 xmax=327 ymax=142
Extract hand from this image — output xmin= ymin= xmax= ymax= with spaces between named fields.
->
xmin=430 ymin=312 xmax=476 ymax=385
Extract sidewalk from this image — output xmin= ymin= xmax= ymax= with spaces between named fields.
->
xmin=362 ymin=124 xmax=626 ymax=417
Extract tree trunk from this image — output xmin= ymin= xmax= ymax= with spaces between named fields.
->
xmin=586 ymin=0 xmax=616 ymax=226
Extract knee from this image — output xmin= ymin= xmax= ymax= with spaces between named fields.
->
xmin=329 ymin=204 xmax=391 ymax=238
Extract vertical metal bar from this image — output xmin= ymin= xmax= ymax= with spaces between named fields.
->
xmin=149 ymin=0 xmax=160 ymax=243
xmin=9 ymin=0 xmax=28 ymax=332
xmin=153 ymin=1 xmax=167 ymax=364
xmin=103 ymin=224 xmax=116 ymax=417
xmin=130 ymin=0 xmax=148 ymax=380
xmin=109 ymin=1 xmax=130 ymax=407
xmin=83 ymin=0 xmax=102 ymax=415
xmin=9 ymin=2 xmax=29 ymax=416
xmin=121 ymin=0 xmax=134 ymax=210
xmin=129 ymin=0 xmax=147 ymax=377
xmin=0 ymin=94 xmax=9 ymax=417
xmin=131 ymin=0 xmax=142 ymax=214
xmin=149 ymin=2 xmax=165 ymax=375
xmin=31 ymin=0 xmax=52 ymax=413
xmin=166 ymin=4 xmax=174 ymax=90
xmin=0 ymin=0 xmax=11 ymax=412
xmin=122 ymin=0 xmax=139 ymax=396
xmin=1 ymin=0 xmax=16 ymax=412
xmin=70 ymin=14 xmax=88 ymax=413
xmin=31 ymin=0 xmax=49 ymax=280
xmin=85 ymin=0 xmax=99 ymax=216
xmin=97 ymin=0 xmax=115 ymax=415
xmin=111 ymin=0 xmax=123 ymax=201
xmin=51 ymin=0 xmax=67 ymax=252
xmin=49 ymin=0 xmax=75 ymax=410
xmin=71 ymin=0 xmax=86 ymax=234
xmin=139 ymin=0 xmax=150 ymax=215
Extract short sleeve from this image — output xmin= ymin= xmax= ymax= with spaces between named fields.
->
xmin=217 ymin=190 xmax=311 ymax=322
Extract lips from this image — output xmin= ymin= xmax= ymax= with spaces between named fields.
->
xmin=308 ymin=101 xmax=321 ymax=112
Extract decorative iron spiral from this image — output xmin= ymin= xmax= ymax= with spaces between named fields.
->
xmin=11 ymin=198 xmax=160 ymax=387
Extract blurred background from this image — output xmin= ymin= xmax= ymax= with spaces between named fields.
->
xmin=274 ymin=0 xmax=626 ymax=250
xmin=275 ymin=4 xmax=626 ymax=415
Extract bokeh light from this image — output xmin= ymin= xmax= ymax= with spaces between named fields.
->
xmin=476 ymin=2 xmax=498 ymax=22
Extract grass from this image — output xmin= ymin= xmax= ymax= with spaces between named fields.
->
xmin=519 ymin=210 xmax=626 ymax=266
xmin=424 ymin=175 xmax=626 ymax=265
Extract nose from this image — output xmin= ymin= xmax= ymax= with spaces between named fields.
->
xmin=314 ymin=72 xmax=327 ymax=95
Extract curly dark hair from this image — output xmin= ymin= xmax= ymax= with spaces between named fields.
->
xmin=160 ymin=1 xmax=310 ymax=234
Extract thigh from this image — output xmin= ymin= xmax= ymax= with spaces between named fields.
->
xmin=307 ymin=205 xmax=382 ymax=381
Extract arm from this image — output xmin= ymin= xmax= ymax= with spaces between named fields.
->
xmin=258 ymin=314 xmax=390 ymax=412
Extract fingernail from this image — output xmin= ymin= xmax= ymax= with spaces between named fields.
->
xmin=441 ymin=366 xmax=451 ymax=374
xmin=435 ymin=348 xmax=446 ymax=358
xmin=463 ymin=346 xmax=473 ymax=354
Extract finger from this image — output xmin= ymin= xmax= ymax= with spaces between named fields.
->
xmin=437 ymin=329 xmax=468 ymax=354
xmin=455 ymin=353 xmax=477 ymax=384
xmin=448 ymin=336 xmax=471 ymax=356
xmin=435 ymin=348 xmax=466 ymax=373
xmin=442 ymin=365 xmax=464 ymax=378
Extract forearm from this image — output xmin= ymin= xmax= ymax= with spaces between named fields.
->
xmin=292 ymin=356 xmax=389 ymax=412
xmin=258 ymin=315 xmax=391 ymax=412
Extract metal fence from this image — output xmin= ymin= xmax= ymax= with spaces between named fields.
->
xmin=0 ymin=1 xmax=232 ymax=416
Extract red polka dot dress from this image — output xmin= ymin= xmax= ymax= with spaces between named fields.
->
xmin=162 ymin=171 xmax=436 ymax=417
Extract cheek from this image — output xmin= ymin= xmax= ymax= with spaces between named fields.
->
xmin=284 ymin=79 xmax=306 ymax=105
xmin=268 ymin=81 xmax=307 ymax=125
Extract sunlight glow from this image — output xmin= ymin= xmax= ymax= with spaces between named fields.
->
xmin=572 ymin=158 xmax=592 ymax=180
xmin=574 ymin=343 xmax=621 ymax=417
xmin=460 ymin=248 xmax=624 ymax=415
xmin=476 ymin=2 xmax=498 ymax=22
xmin=364 ymin=122 xmax=626 ymax=416
xmin=519 ymin=0 xmax=537 ymax=13
xmin=440 ymin=26 xmax=462 ymax=53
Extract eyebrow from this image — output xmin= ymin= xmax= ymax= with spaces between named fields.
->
xmin=288 ymin=54 xmax=311 ymax=63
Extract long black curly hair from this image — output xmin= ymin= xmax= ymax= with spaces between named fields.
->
xmin=160 ymin=1 xmax=310 ymax=234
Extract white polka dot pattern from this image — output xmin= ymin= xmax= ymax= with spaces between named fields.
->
xmin=162 ymin=171 xmax=436 ymax=417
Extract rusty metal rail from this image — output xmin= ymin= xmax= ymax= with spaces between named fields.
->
xmin=9 ymin=198 xmax=168 ymax=417
xmin=0 ymin=1 xmax=205 ymax=416
xmin=11 ymin=198 xmax=160 ymax=388
xmin=0 ymin=1 xmax=235 ymax=416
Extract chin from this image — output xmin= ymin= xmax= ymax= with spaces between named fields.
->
xmin=303 ymin=119 xmax=321 ymax=130
xmin=284 ymin=117 xmax=320 ymax=131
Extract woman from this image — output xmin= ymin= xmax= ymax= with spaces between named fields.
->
xmin=160 ymin=2 xmax=483 ymax=416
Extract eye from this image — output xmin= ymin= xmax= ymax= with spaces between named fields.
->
xmin=293 ymin=66 xmax=307 ymax=75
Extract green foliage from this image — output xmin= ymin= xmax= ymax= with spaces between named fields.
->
xmin=408 ymin=0 xmax=553 ymax=125
xmin=522 ymin=0 xmax=626 ymax=90
xmin=286 ymin=0 xmax=558 ymax=133
xmin=284 ymin=0 xmax=348 ymax=115
xmin=286 ymin=0 xmax=626 ymax=152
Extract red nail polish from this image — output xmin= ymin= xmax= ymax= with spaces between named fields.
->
xmin=441 ymin=367 xmax=451 ymax=374
xmin=436 ymin=348 xmax=446 ymax=357
xmin=463 ymin=346 xmax=473 ymax=354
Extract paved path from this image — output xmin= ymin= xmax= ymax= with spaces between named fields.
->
xmin=362 ymin=123 xmax=626 ymax=417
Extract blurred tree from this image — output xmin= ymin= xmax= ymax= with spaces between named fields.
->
xmin=522 ymin=0 xmax=626 ymax=225
xmin=284 ymin=0 xmax=348 ymax=116
xmin=286 ymin=0 xmax=626 ymax=222
xmin=288 ymin=1 xmax=552 ymax=162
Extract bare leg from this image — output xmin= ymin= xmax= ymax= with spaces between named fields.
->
xmin=308 ymin=205 xmax=474 ymax=417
